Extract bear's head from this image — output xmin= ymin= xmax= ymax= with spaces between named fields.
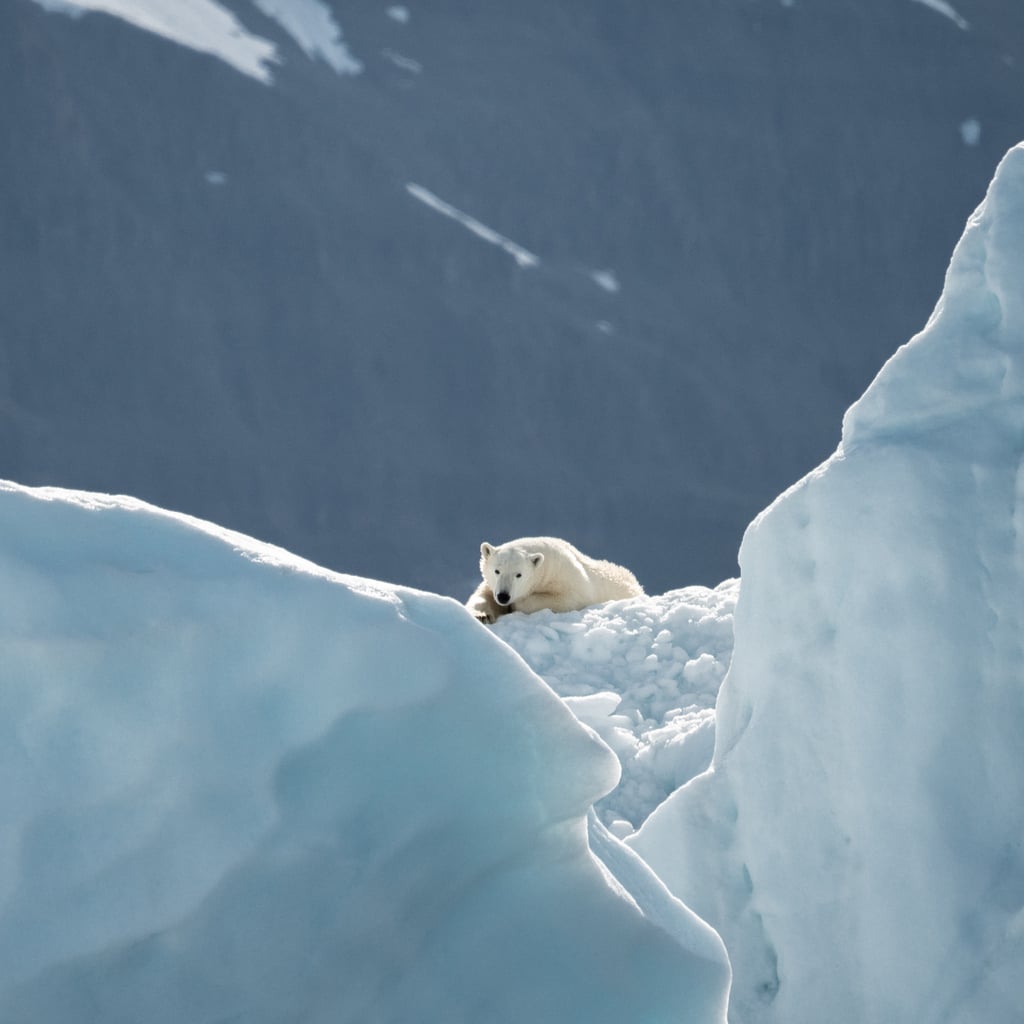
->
xmin=480 ymin=541 xmax=544 ymax=609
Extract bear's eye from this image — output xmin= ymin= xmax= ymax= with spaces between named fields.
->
xmin=515 ymin=573 xmax=522 ymax=578
xmin=494 ymin=569 xmax=500 ymax=575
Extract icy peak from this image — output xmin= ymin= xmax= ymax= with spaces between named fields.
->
xmin=842 ymin=142 xmax=1024 ymax=450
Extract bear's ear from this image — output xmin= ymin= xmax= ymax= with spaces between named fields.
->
xmin=480 ymin=542 xmax=494 ymax=558
xmin=530 ymin=552 xmax=544 ymax=567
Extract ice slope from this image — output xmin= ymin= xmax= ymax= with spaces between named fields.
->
xmin=0 ymin=481 xmax=730 ymax=1023
xmin=632 ymin=143 xmax=1024 ymax=1024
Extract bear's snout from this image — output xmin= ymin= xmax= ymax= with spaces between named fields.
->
xmin=495 ymin=590 xmax=512 ymax=606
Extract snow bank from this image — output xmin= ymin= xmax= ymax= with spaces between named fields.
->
xmin=632 ymin=143 xmax=1024 ymax=1023
xmin=0 ymin=482 xmax=729 ymax=1022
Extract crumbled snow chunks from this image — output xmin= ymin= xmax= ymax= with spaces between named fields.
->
xmin=494 ymin=580 xmax=738 ymax=832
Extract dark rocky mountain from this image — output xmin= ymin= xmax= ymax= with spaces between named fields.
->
xmin=2 ymin=0 xmax=1023 ymax=598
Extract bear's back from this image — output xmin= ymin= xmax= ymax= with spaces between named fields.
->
xmin=512 ymin=537 xmax=643 ymax=602
xmin=582 ymin=555 xmax=644 ymax=601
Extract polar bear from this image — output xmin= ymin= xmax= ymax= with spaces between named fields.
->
xmin=466 ymin=536 xmax=644 ymax=623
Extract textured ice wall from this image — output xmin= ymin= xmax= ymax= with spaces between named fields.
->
xmin=633 ymin=142 xmax=1024 ymax=1024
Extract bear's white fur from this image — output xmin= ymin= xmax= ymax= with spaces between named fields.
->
xmin=466 ymin=536 xmax=644 ymax=623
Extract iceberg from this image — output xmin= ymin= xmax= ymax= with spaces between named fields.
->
xmin=632 ymin=143 xmax=1024 ymax=1023
xmin=0 ymin=483 xmax=729 ymax=1022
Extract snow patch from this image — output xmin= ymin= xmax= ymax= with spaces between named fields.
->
xmin=959 ymin=117 xmax=981 ymax=146
xmin=382 ymin=48 xmax=422 ymax=73
xmin=30 ymin=0 xmax=279 ymax=82
xmin=386 ymin=5 xmax=410 ymax=24
xmin=406 ymin=183 xmax=540 ymax=268
xmin=591 ymin=269 xmax=621 ymax=293
xmin=29 ymin=0 xmax=363 ymax=81
xmin=250 ymin=0 xmax=362 ymax=75
xmin=909 ymin=0 xmax=969 ymax=31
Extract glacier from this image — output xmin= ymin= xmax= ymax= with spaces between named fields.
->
xmin=0 ymin=484 xmax=729 ymax=1022
xmin=632 ymin=142 xmax=1024 ymax=1022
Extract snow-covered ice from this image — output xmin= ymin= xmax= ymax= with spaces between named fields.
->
xmin=0 ymin=482 xmax=730 ymax=1023
xmin=632 ymin=142 xmax=1024 ymax=1023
